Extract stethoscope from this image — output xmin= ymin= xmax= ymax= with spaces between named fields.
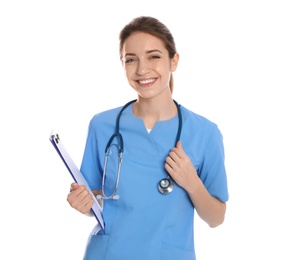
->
xmin=96 ymin=99 xmax=182 ymax=200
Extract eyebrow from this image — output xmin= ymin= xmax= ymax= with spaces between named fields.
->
xmin=124 ymin=49 xmax=163 ymax=56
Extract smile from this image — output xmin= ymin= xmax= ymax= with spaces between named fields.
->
xmin=137 ymin=78 xmax=156 ymax=86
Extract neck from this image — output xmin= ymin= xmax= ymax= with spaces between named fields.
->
xmin=132 ymin=97 xmax=178 ymax=129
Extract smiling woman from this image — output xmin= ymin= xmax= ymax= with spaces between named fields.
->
xmin=2 ymin=0 xmax=285 ymax=259
xmin=66 ymin=16 xmax=229 ymax=260
xmin=121 ymin=31 xmax=179 ymax=107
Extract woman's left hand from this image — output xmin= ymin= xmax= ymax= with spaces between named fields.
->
xmin=165 ymin=141 xmax=199 ymax=192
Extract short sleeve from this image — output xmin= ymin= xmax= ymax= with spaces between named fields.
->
xmin=80 ymin=120 xmax=103 ymax=190
xmin=199 ymin=125 xmax=229 ymax=202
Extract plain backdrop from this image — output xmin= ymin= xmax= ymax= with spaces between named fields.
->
xmin=1 ymin=0 xmax=284 ymax=259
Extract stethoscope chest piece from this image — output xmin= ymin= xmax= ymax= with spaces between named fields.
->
xmin=158 ymin=177 xmax=174 ymax=194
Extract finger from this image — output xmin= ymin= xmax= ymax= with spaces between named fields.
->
xmin=165 ymin=161 xmax=180 ymax=181
xmin=165 ymin=155 xmax=175 ymax=168
xmin=68 ymin=182 xmax=77 ymax=194
xmin=168 ymin=150 xmax=180 ymax=162
xmin=71 ymin=182 xmax=79 ymax=190
xmin=70 ymin=184 xmax=86 ymax=195
xmin=80 ymin=201 xmax=94 ymax=214
xmin=172 ymin=141 xmax=186 ymax=158
xmin=67 ymin=185 xmax=87 ymax=203
xmin=68 ymin=189 xmax=93 ymax=212
xmin=77 ymin=194 xmax=94 ymax=213
xmin=74 ymin=186 xmax=89 ymax=198
xmin=165 ymin=161 xmax=174 ymax=175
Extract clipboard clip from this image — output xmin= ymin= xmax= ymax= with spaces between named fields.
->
xmin=50 ymin=131 xmax=60 ymax=144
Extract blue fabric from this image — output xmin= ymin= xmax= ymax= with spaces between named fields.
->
xmin=80 ymin=103 xmax=229 ymax=260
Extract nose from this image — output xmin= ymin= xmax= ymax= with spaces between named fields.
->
xmin=136 ymin=60 xmax=150 ymax=75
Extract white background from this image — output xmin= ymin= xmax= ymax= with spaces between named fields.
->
xmin=1 ymin=0 xmax=284 ymax=259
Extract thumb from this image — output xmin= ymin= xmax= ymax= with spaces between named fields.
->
xmin=71 ymin=182 xmax=79 ymax=190
xmin=176 ymin=140 xmax=183 ymax=149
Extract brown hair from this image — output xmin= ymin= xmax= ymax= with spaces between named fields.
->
xmin=119 ymin=16 xmax=177 ymax=93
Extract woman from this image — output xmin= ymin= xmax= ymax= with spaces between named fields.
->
xmin=67 ymin=16 xmax=229 ymax=260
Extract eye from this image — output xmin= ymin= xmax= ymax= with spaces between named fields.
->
xmin=125 ymin=57 xmax=137 ymax=64
xmin=150 ymin=55 xmax=160 ymax=60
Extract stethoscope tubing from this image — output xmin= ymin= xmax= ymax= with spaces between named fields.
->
xmin=98 ymin=99 xmax=182 ymax=200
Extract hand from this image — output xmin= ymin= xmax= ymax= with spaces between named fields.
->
xmin=67 ymin=183 xmax=94 ymax=214
xmin=165 ymin=141 xmax=198 ymax=192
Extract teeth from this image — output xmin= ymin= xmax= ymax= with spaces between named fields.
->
xmin=139 ymin=79 xmax=155 ymax=84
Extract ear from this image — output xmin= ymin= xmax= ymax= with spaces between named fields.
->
xmin=171 ymin=53 xmax=179 ymax=72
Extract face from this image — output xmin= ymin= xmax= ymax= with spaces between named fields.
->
xmin=121 ymin=31 xmax=179 ymax=100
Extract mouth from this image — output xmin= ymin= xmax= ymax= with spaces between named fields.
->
xmin=137 ymin=78 xmax=156 ymax=87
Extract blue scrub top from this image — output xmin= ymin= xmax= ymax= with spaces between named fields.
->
xmin=80 ymin=103 xmax=229 ymax=260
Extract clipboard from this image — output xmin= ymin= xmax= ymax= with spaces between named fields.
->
xmin=49 ymin=131 xmax=105 ymax=232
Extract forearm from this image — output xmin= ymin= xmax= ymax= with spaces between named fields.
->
xmin=186 ymin=178 xmax=226 ymax=228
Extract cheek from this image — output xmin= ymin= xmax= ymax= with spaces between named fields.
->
xmin=155 ymin=64 xmax=172 ymax=79
xmin=153 ymin=60 xmax=172 ymax=73
xmin=124 ymin=70 xmax=137 ymax=87
xmin=124 ymin=69 xmax=132 ymax=81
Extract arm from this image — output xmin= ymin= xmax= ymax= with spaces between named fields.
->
xmin=184 ymin=177 xmax=226 ymax=227
xmin=165 ymin=141 xmax=226 ymax=227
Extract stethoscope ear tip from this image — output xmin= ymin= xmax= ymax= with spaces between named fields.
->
xmin=96 ymin=194 xmax=102 ymax=200
xmin=113 ymin=194 xmax=120 ymax=200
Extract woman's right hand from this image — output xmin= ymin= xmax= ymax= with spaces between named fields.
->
xmin=67 ymin=183 xmax=94 ymax=214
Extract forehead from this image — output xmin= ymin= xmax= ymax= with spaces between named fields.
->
xmin=122 ymin=31 xmax=166 ymax=54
